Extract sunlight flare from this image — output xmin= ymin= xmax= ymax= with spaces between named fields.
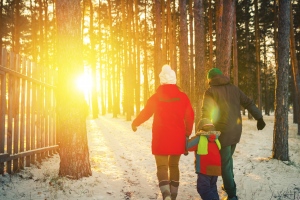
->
xmin=76 ymin=73 xmax=92 ymax=93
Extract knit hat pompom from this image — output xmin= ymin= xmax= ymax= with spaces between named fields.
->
xmin=207 ymin=68 xmax=222 ymax=80
xmin=159 ymin=64 xmax=177 ymax=84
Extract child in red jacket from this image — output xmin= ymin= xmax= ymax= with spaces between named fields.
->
xmin=187 ymin=118 xmax=221 ymax=200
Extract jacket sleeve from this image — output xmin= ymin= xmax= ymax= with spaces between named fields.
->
xmin=132 ymin=95 xmax=156 ymax=127
xmin=187 ymin=136 xmax=199 ymax=151
xmin=184 ymin=96 xmax=195 ymax=137
xmin=239 ymin=89 xmax=263 ymax=120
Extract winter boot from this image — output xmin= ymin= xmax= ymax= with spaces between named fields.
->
xmin=160 ymin=185 xmax=171 ymax=200
xmin=223 ymin=196 xmax=238 ymax=200
xmin=170 ymin=185 xmax=178 ymax=200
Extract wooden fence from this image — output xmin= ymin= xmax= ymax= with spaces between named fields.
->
xmin=0 ymin=48 xmax=58 ymax=174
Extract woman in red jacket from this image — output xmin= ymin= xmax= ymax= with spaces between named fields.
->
xmin=131 ymin=65 xmax=194 ymax=200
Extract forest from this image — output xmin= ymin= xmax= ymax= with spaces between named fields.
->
xmin=0 ymin=0 xmax=299 ymax=178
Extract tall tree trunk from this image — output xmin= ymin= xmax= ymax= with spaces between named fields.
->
xmin=189 ymin=0 xmax=195 ymax=105
xmin=194 ymin=0 xmax=206 ymax=130
xmin=134 ymin=0 xmax=141 ymax=113
xmin=273 ymin=0 xmax=290 ymax=161
xmin=89 ymin=0 xmax=99 ymax=119
xmin=167 ymin=0 xmax=173 ymax=67
xmin=38 ymin=0 xmax=44 ymax=66
xmin=263 ymin=34 xmax=270 ymax=115
xmin=216 ymin=0 xmax=234 ymax=75
xmin=215 ymin=0 xmax=223 ymax=58
xmin=161 ymin=1 xmax=167 ymax=64
xmin=171 ymin=1 xmax=178 ymax=72
xmin=274 ymin=0 xmax=278 ymax=67
xmin=13 ymin=0 xmax=20 ymax=54
xmin=0 ymin=0 xmax=3 ymax=62
xmin=43 ymin=0 xmax=49 ymax=68
xmin=106 ymin=0 xmax=119 ymax=117
xmin=289 ymin=1 xmax=300 ymax=135
xmin=126 ymin=0 xmax=134 ymax=120
xmin=56 ymin=0 xmax=92 ymax=179
xmin=97 ymin=1 xmax=106 ymax=115
xmin=179 ymin=0 xmax=190 ymax=96
xmin=154 ymin=0 xmax=162 ymax=88
xmin=143 ymin=0 xmax=149 ymax=106
xmin=232 ymin=2 xmax=238 ymax=86
xmin=30 ymin=0 xmax=38 ymax=62
xmin=254 ymin=0 xmax=262 ymax=110
xmin=208 ymin=0 xmax=213 ymax=69
xmin=245 ymin=0 xmax=253 ymax=119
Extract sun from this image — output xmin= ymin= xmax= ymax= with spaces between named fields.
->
xmin=76 ymin=72 xmax=92 ymax=93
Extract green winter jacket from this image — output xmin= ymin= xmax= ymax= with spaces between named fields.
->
xmin=201 ymin=75 xmax=263 ymax=147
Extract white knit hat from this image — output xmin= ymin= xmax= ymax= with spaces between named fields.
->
xmin=159 ymin=64 xmax=177 ymax=84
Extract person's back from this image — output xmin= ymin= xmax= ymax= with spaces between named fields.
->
xmin=202 ymin=70 xmax=263 ymax=148
xmin=131 ymin=64 xmax=194 ymax=200
xmin=200 ymin=68 xmax=266 ymax=200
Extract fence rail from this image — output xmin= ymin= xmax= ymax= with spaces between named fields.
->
xmin=0 ymin=48 xmax=57 ymax=174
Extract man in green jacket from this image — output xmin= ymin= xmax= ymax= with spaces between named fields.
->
xmin=200 ymin=68 xmax=266 ymax=200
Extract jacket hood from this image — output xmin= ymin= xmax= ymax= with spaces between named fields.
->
xmin=209 ymin=74 xmax=231 ymax=86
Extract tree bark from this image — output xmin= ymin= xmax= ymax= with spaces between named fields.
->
xmin=254 ymin=0 xmax=262 ymax=110
xmin=216 ymin=0 xmax=234 ymax=76
xmin=289 ymin=1 xmax=300 ymax=135
xmin=208 ymin=0 xmax=213 ymax=69
xmin=179 ymin=0 xmax=190 ymax=96
xmin=232 ymin=2 xmax=238 ymax=86
xmin=154 ymin=0 xmax=162 ymax=89
xmin=56 ymin=0 xmax=92 ymax=179
xmin=273 ymin=0 xmax=290 ymax=161
xmin=89 ymin=0 xmax=99 ymax=119
xmin=194 ymin=0 xmax=206 ymax=130
xmin=189 ymin=0 xmax=195 ymax=105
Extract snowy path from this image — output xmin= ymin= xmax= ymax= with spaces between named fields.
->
xmin=87 ymin=115 xmax=202 ymax=200
xmin=1 ymin=114 xmax=300 ymax=200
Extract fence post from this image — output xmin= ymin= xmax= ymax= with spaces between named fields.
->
xmin=25 ymin=59 xmax=31 ymax=167
xmin=13 ymin=54 xmax=21 ymax=172
xmin=30 ymin=62 xmax=36 ymax=164
xmin=0 ymin=48 xmax=7 ymax=175
xmin=19 ymin=57 xmax=26 ymax=170
xmin=6 ymin=51 xmax=15 ymax=174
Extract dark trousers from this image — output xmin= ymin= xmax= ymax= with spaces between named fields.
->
xmin=197 ymin=173 xmax=219 ymax=200
xmin=220 ymin=144 xmax=237 ymax=198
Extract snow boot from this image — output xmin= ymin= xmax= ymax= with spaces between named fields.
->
xmin=223 ymin=196 xmax=238 ymax=200
xmin=170 ymin=185 xmax=178 ymax=200
xmin=160 ymin=185 xmax=171 ymax=200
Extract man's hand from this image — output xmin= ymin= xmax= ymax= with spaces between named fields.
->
xmin=131 ymin=124 xmax=137 ymax=132
xmin=257 ymin=118 xmax=266 ymax=130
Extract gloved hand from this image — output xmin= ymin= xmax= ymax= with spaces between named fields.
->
xmin=257 ymin=118 xmax=266 ymax=130
xmin=131 ymin=123 xmax=137 ymax=132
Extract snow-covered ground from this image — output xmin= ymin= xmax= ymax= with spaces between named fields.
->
xmin=1 ymin=114 xmax=300 ymax=200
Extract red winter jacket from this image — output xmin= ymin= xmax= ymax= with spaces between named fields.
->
xmin=132 ymin=84 xmax=194 ymax=155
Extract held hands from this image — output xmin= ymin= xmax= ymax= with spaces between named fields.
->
xmin=184 ymin=136 xmax=189 ymax=156
xmin=257 ymin=118 xmax=266 ymax=130
xmin=131 ymin=123 xmax=137 ymax=132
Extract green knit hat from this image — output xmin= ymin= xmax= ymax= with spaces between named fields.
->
xmin=207 ymin=68 xmax=222 ymax=79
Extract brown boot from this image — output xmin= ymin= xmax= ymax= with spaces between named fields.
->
xmin=170 ymin=185 xmax=178 ymax=200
